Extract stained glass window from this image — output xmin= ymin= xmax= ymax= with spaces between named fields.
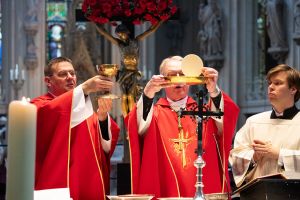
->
xmin=46 ymin=1 xmax=67 ymax=60
xmin=47 ymin=2 xmax=67 ymax=22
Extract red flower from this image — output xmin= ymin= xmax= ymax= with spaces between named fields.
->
xmin=133 ymin=7 xmax=144 ymax=15
xmin=132 ymin=19 xmax=142 ymax=25
xmin=146 ymin=2 xmax=156 ymax=12
xmin=124 ymin=9 xmax=132 ymax=17
xmin=170 ymin=6 xmax=177 ymax=15
xmin=102 ymin=3 xmax=112 ymax=16
xmin=160 ymin=14 xmax=170 ymax=21
xmin=85 ymin=0 xmax=97 ymax=6
xmin=82 ymin=0 xmax=177 ymax=25
xmin=158 ymin=1 xmax=167 ymax=12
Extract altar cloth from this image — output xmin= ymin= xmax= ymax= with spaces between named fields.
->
xmin=34 ymin=188 xmax=72 ymax=200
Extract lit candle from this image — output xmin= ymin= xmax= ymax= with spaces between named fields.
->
xmin=6 ymin=97 xmax=37 ymax=200
xmin=10 ymin=69 xmax=14 ymax=81
xmin=148 ymin=69 xmax=152 ymax=80
xmin=15 ymin=64 xmax=19 ymax=80
xmin=22 ymin=69 xmax=25 ymax=81
xmin=142 ymin=65 xmax=147 ymax=80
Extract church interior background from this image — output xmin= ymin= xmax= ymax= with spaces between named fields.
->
xmin=0 ymin=0 xmax=300 ymax=198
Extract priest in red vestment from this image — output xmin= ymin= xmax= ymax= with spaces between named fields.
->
xmin=126 ymin=56 xmax=239 ymax=198
xmin=31 ymin=57 xmax=120 ymax=200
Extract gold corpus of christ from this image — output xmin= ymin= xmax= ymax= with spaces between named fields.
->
xmin=171 ymin=111 xmax=194 ymax=168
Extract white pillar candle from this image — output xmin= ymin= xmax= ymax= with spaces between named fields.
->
xmin=10 ymin=69 xmax=14 ymax=81
xmin=21 ymin=69 xmax=25 ymax=81
xmin=6 ymin=97 xmax=37 ymax=200
xmin=15 ymin=64 xmax=19 ymax=80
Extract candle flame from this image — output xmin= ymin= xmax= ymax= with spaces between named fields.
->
xmin=21 ymin=96 xmax=31 ymax=103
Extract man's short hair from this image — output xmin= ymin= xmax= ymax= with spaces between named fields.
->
xmin=44 ymin=57 xmax=72 ymax=76
xmin=267 ymin=64 xmax=300 ymax=102
xmin=159 ymin=56 xmax=183 ymax=75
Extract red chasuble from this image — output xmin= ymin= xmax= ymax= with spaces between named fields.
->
xmin=31 ymin=91 xmax=120 ymax=200
xmin=126 ymin=92 xmax=239 ymax=198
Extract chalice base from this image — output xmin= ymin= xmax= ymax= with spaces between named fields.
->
xmin=99 ymin=93 xmax=120 ymax=99
xmin=95 ymin=90 xmax=120 ymax=100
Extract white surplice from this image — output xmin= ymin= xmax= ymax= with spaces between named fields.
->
xmin=229 ymin=111 xmax=300 ymax=187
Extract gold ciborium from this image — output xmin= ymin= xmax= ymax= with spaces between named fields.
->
xmin=96 ymin=64 xmax=119 ymax=99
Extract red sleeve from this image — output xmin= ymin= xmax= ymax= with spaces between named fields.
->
xmin=32 ymin=91 xmax=73 ymax=190
xmin=203 ymin=92 xmax=239 ymax=194
xmin=221 ymin=92 xmax=239 ymax=192
xmin=109 ymin=117 xmax=120 ymax=157
xmin=85 ymin=113 xmax=120 ymax=195
xmin=222 ymin=92 xmax=240 ymax=165
xmin=124 ymin=106 xmax=141 ymax=193
xmin=125 ymin=106 xmax=179 ymax=197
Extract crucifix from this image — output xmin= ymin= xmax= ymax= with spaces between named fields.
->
xmin=76 ymin=9 xmax=179 ymax=117
xmin=171 ymin=112 xmax=193 ymax=168
xmin=180 ymin=87 xmax=223 ymax=200
xmin=94 ymin=21 xmax=163 ymax=117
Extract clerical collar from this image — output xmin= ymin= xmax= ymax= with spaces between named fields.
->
xmin=167 ymin=96 xmax=188 ymax=112
xmin=270 ymin=105 xmax=299 ymax=119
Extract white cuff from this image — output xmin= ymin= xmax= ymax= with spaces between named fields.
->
xmin=71 ymin=85 xmax=93 ymax=128
xmin=278 ymin=149 xmax=284 ymax=166
xmin=137 ymin=96 xmax=153 ymax=135
xmin=209 ymin=85 xmax=221 ymax=98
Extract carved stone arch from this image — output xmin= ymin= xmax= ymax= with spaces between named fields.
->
xmin=197 ymin=0 xmax=224 ymax=70
xmin=71 ymin=33 xmax=96 ymax=83
xmin=293 ymin=0 xmax=300 ymax=45
xmin=64 ymin=0 xmax=103 ymax=82
xmin=265 ymin=0 xmax=289 ymax=63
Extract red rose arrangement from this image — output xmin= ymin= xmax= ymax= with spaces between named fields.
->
xmin=82 ymin=0 xmax=177 ymax=25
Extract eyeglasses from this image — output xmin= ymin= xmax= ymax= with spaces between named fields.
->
xmin=52 ymin=70 xmax=76 ymax=78
xmin=166 ymin=72 xmax=184 ymax=76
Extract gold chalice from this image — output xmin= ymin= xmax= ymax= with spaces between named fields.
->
xmin=96 ymin=64 xmax=119 ymax=99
